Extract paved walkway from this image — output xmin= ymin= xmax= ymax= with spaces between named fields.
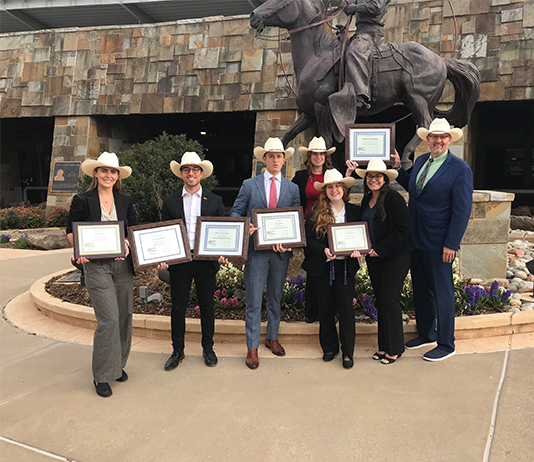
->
xmin=1 ymin=249 xmax=533 ymax=462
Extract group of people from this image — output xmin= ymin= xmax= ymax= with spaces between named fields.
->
xmin=67 ymin=117 xmax=473 ymax=398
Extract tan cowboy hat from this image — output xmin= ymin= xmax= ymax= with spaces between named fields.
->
xmin=416 ymin=118 xmax=463 ymax=143
xmin=314 ymin=168 xmax=356 ymax=191
xmin=298 ymin=136 xmax=336 ymax=155
xmin=81 ymin=151 xmax=132 ymax=179
xmin=253 ymin=137 xmax=294 ymax=161
xmin=355 ymin=158 xmax=398 ymax=181
xmin=170 ymin=152 xmax=213 ymax=179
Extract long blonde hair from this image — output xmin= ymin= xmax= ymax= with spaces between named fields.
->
xmin=309 ymin=183 xmax=350 ymax=239
xmin=88 ymin=168 xmax=122 ymax=192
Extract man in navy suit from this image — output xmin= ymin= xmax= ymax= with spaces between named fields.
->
xmin=392 ymin=118 xmax=473 ymax=361
xmin=158 ymin=152 xmax=227 ymax=371
xmin=231 ymin=138 xmax=301 ymax=369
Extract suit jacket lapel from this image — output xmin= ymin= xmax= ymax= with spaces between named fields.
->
xmin=200 ymin=191 xmax=209 ymax=215
xmin=255 ymin=175 xmax=268 ymax=208
xmin=87 ymin=189 xmax=101 ymax=222
xmin=176 ymin=189 xmax=185 ymax=218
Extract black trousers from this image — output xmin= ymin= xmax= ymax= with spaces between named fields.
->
xmin=366 ymin=253 xmax=410 ymax=356
xmin=169 ymin=260 xmax=217 ymax=352
xmin=312 ymin=259 xmax=355 ymax=360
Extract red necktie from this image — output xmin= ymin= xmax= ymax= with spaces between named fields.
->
xmin=269 ymin=177 xmax=277 ymax=208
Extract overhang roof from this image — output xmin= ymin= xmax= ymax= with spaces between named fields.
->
xmin=0 ymin=0 xmax=262 ymax=34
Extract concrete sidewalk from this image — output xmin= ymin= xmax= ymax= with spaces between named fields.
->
xmin=1 ymin=249 xmax=533 ymax=462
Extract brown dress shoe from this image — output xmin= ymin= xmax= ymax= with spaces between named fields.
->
xmin=265 ymin=339 xmax=286 ymax=356
xmin=246 ymin=349 xmax=259 ymax=370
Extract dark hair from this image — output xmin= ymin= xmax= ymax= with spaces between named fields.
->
xmin=304 ymin=151 xmax=334 ymax=176
xmin=363 ymin=173 xmax=389 ymax=221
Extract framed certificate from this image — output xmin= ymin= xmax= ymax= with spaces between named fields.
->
xmin=252 ymin=207 xmax=306 ymax=251
xmin=127 ymin=220 xmax=192 ymax=271
xmin=72 ymin=221 xmax=126 ymax=260
xmin=345 ymin=123 xmax=395 ymax=166
xmin=194 ymin=217 xmax=250 ymax=261
xmin=327 ymin=221 xmax=372 ymax=256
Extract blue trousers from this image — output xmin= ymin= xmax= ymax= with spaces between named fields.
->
xmin=411 ymin=248 xmax=456 ymax=353
xmin=244 ymin=250 xmax=290 ymax=350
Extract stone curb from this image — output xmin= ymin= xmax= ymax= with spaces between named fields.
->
xmin=30 ymin=271 xmax=534 ymax=344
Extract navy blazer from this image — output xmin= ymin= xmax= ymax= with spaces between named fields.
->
xmin=396 ymin=151 xmax=473 ymax=253
xmin=359 ymin=189 xmax=413 ymax=259
xmin=66 ymin=188 xmax=138 ymax=235
xmin=230 ymin=173 xmax=301 ymax=258
xmin=161 ymin=188 xmax=225 ymax=271
xmin=302 ymin=202 xmax=361 ymax=278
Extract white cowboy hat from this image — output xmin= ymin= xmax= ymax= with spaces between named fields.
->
xmin=355 ymin=158 xmax=398 ymax=181
xmin=170 ymin=152 xmax=213 ymax=179
xmin=314 ymin=168 xmax=356 ymax=191
xmin=298 ymin=136 xmax=336 ymax=155
xmin=81 ymin=151 xmax=132 ymax=179
xmin=416 ymin=118 xmax=463 ymax=143
xmin=253 ymin=137 xmax=294 ymax=161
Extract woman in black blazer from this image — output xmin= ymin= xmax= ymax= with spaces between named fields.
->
xmin=66 ymin=152 xmax=138 ymax=397
xmin=355 ymin=159 xmax=413 ymax=365
xmin=302 ymin=169 xmax=360 ymax=369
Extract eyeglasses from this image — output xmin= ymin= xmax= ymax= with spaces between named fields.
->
xmin=428 ymin=134 xmax=451 ymax=140
xmin=366 ymin=174 xmax=384 ymax=181
xmin=181 ymin=166 xmax=202 ymax=174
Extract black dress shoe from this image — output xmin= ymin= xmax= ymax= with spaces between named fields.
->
xmin=342 ymin=357 xmax=354 ymax=369
xmin=304 ymin=316 xmax=316 ymax=324
xmin=116 ymin=370 xmax=128 ymax=382
xmin=323 ymin=352 xmax=337 ymax=362
xmin=203 ymin=349 xmax=218 ymax=367
xmin=164 ymin=350 xmax=185 ymax=371
xmin=94 ymin=381 xmax=112 ymax=398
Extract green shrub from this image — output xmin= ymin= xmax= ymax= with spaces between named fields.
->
xmin=77 ymin=133 xmax=218 ymax=223
xmin=14 ymin=234 xmax=28 ymax=249
xmin=46 ymin=207 xmax=70 ymax=228
xmin=0 ymin=206 xmax=45 ymax=230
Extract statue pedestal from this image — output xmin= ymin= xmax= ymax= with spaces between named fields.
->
xmin=350 ymin=189 xmax=515 ymax=279
xmin=460 ymin=190 xmax=515 ymax=279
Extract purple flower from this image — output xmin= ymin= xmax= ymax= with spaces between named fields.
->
xmin=220 ymin=297 xmax=227 ymax=306
xmin=221 ymin=289 xmax=228 ymax=298
xmin=501 ymin=289 xmax=511 ymax=304
xmin=363 ymin=295 xmax=378 ymax=320
xmin=489 ymin=280 xmax=500 ymax=299
xmin=214 ymin=290 xmax=220 ymax=297
xmin=465 ymin=285 xmax=489 ymax=310
xmin=295 ymin=275 xmax=305 ymax=289
xmin=294 ymin=289 xmax=305 ymax=306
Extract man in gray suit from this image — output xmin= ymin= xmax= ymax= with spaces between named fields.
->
xmin=231 ymin=137 xmax=301 ymax=369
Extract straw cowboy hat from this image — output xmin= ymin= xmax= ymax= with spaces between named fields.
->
xmin=416 ymin=118 xmax=463 ymax=143
xmin=170 ymin=152 xmax=213 ymax=179
xmin=253 ymin=137 xmax=294 ymax=161
xmin=314 ymin=168 xmax=356 ymax=191
xmin=298 ymin=136 xmax=336 ymax=155
xmin=355 ymin=158 xmax=398 ymax=181
xmin=81 ymin=151 xmax=132 ymax=179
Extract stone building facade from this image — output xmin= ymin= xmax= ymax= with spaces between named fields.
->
xmin=0 ymin=0 xmax=533 ymax=210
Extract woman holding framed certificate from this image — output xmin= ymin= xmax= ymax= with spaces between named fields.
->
xmin=66 ymin=152 xmax=138 ymax=397
xmin=302 ymin=169 xmax=360 ymax=369
xmin=355 ymin=158 xmax=413 ymax=365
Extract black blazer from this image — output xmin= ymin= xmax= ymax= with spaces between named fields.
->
xmin=66 ymin=188 xmax=138 ymax=235
xmin=359 ymin=189 xmax=413 ymax=259
xmin=302 ymin=202 xmax=361 ymax=278
xmin=161 ymin=188 xmax=225 ymax=270
xmin=292 ymin=169 xmax=311 ymax=213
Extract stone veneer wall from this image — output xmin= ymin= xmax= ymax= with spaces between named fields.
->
xmin=0 ymin=1 xmax=532 ymax=207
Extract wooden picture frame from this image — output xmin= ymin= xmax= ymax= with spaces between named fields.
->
xmin=73 ymin=221 xmax=126 ymax=260
xmin=251 ymin=206 xmax=306 ymax=251
xmin=194 ymin=216 xmax=250 ymax=261
xmin=327 ymin=221 xmax=372 ymax=256
xmin=345 ymin=123 xmax=395 ymax=166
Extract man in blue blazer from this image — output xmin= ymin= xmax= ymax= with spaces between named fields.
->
xmin=231 ymin=138 xmax=301 ymax=369
xmin=392 ymin=118 xmax=473 ymax=361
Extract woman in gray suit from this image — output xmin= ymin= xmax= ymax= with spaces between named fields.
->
xmin=66 ymin=152 xmax=138 ymax=398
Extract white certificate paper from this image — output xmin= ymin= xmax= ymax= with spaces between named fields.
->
xmin=197 ymin=222 xmax=245 ymax=257
xmin=134 ymin=225 xmax=186 ymax=265
xmin=331 ymin=225 xmax=369 ymax=252
xmin=78 ymin=224 xmax=121 ymax=255
xmin=257 ymin=211 xmax=300 ymax=246
xmin=348 ymin=127 xmax=391 ymax=161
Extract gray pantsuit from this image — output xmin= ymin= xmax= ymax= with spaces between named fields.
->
xmin=84 ymin=259 xmax=133 ymax=382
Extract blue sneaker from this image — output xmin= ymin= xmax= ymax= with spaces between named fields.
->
xmin=423 ymin=347 xmax=456 ymax=362
xmin=405 ymin=337 xmax=437 ymax=349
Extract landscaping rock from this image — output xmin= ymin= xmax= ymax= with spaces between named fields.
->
xmin=508 ymin=248 xmax=524 ymax=257
xmin=512 ymin=293 xmax=522 ymax=300
xmin=511 ymin=206 xmax=532 ymax=217
xmin=510 ymin=216 xmax=534 ymax=232
xmin=480 ymin=278 xmax=508 ymax=288
xmin=509 ymin=306 xmax=520 ymax=312
xmin=26 ymin=231 xmax=71 ymax=250
xmin=514 ymin=271 xmax=528 ymax=280
xmin=522 ymin=303 xmax=534 ymax=311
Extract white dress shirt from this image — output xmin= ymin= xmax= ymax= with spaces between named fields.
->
xmin=263 ymin=170 xmax=281 ymax=206
xmin=182 ymin=186 xmax=202 ymax=250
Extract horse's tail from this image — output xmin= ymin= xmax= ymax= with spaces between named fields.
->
xmin=434 ymin=58 xmax=480 ymax=127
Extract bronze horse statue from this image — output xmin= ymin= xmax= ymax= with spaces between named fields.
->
xmin=250 ymin=0 xmax=481 ymax=165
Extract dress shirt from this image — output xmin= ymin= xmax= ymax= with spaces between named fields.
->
xmin=263 ymin=170 xmax=281 ymax=206
xmin=182 ymin=186 xmax=202 ymax=249
xmin=416 ymin=150 xmax=449 ymax=189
